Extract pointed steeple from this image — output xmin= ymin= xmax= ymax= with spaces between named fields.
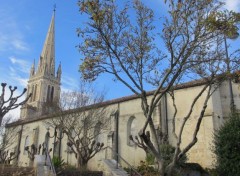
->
xmin=30 ymin=59 xmax=35 ymax=77
xmin=38 ymin=11 xmax=55 ymax=76
xmin=21 ymin=8 xmax=61 ymax=120
xmin=57 ymin=62 xmax=62 ymax=80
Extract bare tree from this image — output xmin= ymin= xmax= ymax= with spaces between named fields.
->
xmin=76 ymin=0 xmax=238 ymax=175
xmin=45 ymin=83 xmax=110 ymax=169
xmin=0 ymin=83 xmax=31 ymax=126
xmin=0 ymin=116 xmax=21 ymax=164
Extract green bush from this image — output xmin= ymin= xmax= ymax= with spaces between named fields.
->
xmin=52 ymin=156 xmax=65 ymax=169
xmin=213 ymin=112 xmax=240 ymax=176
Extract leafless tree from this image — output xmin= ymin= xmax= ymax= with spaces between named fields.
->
xmin=0 ymin=83 xmax=31 ymax=126
xmin=76 ymin=0 xmax=239 ymax=175
xmin=0 ymin=116 xmax=21 ymax=164
xmin=45 ymin=83 xmax=111 ymax=169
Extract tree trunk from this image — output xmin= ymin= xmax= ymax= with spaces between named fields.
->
xmin=78 ymin=156 xmax=88 ymax=171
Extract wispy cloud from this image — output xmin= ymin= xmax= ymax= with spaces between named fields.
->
xmin=11 ymin=39 xmax=29 ymax=51
xmin=3 ymin=56 xmax=31 ymax=88
xmin=0 ymin=8 xmax=29 ymax=52
xmin=9 ymin=56 xmax=31 ymax=74
xmin=224 ymin=0 xmax=240 ymax=11
xmin=61 ymin=74 xmax=79 ymax=91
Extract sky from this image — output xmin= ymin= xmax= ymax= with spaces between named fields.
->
xmin=0 ymin=0 xmax=239 ymax=119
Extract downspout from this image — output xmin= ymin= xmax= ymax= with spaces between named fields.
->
xmin=113 ymin=103 xmax=119 ymax=168
xmin=58 ymin=129 xmax=63 ymax=158
xmin=224 ymin=35 xmax=235 ymax=112
xmin=17 ymin=124 xmax=23 ymax=163
xmin=115 ymin=104 xmax=119 ymax=168
xmin=164 ymin=93 xmax=168 ymax=139
xmin=53 ymin=128 xmax=57 ymax=156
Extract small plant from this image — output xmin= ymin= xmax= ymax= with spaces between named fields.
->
xmin=52 ymin=156 xmax=64 ymax=169
xmin=145 ymin=153 xmax=155 ymax=165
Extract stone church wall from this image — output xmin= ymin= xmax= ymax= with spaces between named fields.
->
xmin=6 ymin=81 xmax=240 ymax=170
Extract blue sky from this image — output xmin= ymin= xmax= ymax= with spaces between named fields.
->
xmin=0 ymin=0 xmax=239 ymax=118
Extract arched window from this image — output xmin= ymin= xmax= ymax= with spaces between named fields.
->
xmin=127 ymin=116 xmax=138 ymax=146
xmin=23 ymin=136 xmax=29 ymax=155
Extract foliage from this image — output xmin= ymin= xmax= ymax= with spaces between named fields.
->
xmin=77 ymin=0 xmax=239 ymax=175
xmin=136 ymin=161 xmax=159 ymax=176
xmin=145 ymin=153 xmax=155 ymax=165
xmin=205 ymin=168 xmax=218 ymax=176
xmin=206 ymin=10 xmax=240 ymax=39
xmin=52 ymin=156 xmax=64 ymax=169
xmin=213 ymin=112 xmax=240 ymax=176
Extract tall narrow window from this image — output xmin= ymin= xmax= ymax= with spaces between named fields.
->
xmin=47 ymin=85 xmax=51 ymax=102
xmin=51 ymin=86 xmax=54 ymax=102
xmin=31 ymin=85 xmax=34 ymax=102
xmin=23 ymin=136 xmax=29 ymax=155
xmin=34 ymin=84 xmax=37 ymax=101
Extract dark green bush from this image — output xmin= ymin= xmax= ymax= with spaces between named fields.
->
xmin=213 ymin=112 xmax=240 ymax=176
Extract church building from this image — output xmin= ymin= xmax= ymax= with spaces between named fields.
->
xmin=6 ymin=11 xmax=240 ymax=173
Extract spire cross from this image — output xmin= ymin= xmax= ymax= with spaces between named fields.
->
xmin=53 ymin=4 xmax=56 ymax=12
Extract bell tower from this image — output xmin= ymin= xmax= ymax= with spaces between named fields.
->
xmin=21 ymin=10 xmax=61 ymax=119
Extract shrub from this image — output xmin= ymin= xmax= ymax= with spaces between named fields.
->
xmin=52 ymin=156 xmax=64 ymax=169
xmin=145 ymin=153 xmax=155 ymax=165
xmin=213 ymin=112 xmax=240 ymax=176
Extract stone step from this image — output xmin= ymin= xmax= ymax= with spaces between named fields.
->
xmin=101 ymin=159 xmax=128 ymax=176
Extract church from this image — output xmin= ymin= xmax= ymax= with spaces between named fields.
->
xmin=6 ymin=10 xmax=240 ymax=173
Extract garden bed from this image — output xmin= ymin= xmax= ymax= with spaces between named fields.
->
xmin=0 ymin=164 xmax=34 ymax=176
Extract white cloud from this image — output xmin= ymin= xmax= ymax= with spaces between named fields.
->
xmin=224 ymin=0 xmax=240 ymax=11
xmin=11 ymin=39 xmax=29 ymax=51
xmin=0 ymin=8 xmax=29 ymax=52
xmin=9 ymin=56 xmax=31 ymax=74
xmin=1 ymin=57 xmax=31 ymax=89
xmin=61 ymin=74 xmax=79 ymax=91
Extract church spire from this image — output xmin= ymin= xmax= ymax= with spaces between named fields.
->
xmin=38 ymin=10 xmax=55 ymax=75
xmin=21 ymin=8 xmax=61 ymax=120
